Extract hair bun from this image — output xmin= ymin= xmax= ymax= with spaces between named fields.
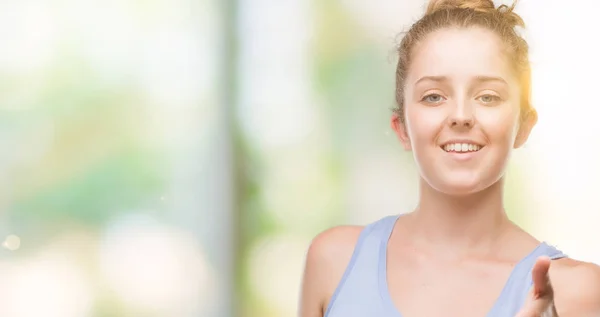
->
xmin=426 ymin=0 xmax=496 ymax=15
xmin=425 ymin=0 xmax=524 ymax=27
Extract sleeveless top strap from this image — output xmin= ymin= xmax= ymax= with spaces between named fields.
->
xmin=324 ymin=215 xmax=399 ymax=317
xmin=486 ymin=243 xmax=567 ymax=316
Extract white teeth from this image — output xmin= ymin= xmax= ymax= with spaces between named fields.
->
xmin=443 ymin=143 xmax=481 ymax=152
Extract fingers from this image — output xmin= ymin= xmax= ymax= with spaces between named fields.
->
xmin=515 ymin=306 xmax=535 ymax=317
xmin=516 ymin=300 xmax=557 ymax=317
xmin=516 ymin=257 xmax=557 ymax=317
xmin=531 ymin=256 xmax=553 ymax=298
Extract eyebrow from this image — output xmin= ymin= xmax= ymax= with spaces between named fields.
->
xmin=414 ymin=76 xmax=448 ymax=86
xmin=473 ymin=75 xmax=508 ymax=85
xmin=413 ymin=75 xmax=508 ymax=86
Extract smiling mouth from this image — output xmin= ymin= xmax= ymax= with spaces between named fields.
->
xmin=442 ymin=143 xmax=483 ymax=153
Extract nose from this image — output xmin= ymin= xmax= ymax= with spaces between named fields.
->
xmin=448 ymin=100 xmax=475 ymax=130
xmin=449 ymin=116 xmax=474 ymax=129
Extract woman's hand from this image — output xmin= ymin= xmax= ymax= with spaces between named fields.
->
xmin=515 ymin=256 xmax=558 ymax=317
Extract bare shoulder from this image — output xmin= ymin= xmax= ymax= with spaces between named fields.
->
xmin=550 ymin=257 xmax=600 ymax=316
xmin=305 ymin=225 xmax=365 ymax=293
xmin=299 ymin=225 xmax=364 ymax=317
xmin=307 ymin=225 xmax=365 ymax=265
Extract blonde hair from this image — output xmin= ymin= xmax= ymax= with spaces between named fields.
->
xmin=394 ymin=0 xmax=534 ymax=122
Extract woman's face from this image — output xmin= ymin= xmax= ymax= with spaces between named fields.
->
xmin=392 ymin=27 xmax=535 ymax=195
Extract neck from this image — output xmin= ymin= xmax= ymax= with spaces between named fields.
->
xmin=408 ymin=178 xmax=512 ymax=255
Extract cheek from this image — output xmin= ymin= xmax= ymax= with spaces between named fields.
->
xmin=405 ymin=110 xmax=443 ymax=146
xmin=477 ymin=108 xmax=520 ymax=144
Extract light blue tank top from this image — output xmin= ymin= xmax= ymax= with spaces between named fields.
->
xmin=324 ymin=215 xmax=567 ymax=317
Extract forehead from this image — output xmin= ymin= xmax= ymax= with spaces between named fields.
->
xmin=408 ymin=27 xmax=515 ymax=82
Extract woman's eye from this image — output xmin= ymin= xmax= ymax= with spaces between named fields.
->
xmin=478 ymin=94 xmax=501 ymax=104
xmin=422 ymin=94 xmax=444 ymax=104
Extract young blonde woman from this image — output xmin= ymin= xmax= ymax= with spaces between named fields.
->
xmin=299 ymin=0 xmax=600 ymax=316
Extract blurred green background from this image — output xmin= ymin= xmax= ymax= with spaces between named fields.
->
xmin=0 ymin=0 xmax=599 ymax=316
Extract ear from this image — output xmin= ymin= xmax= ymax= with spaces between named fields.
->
xmin=514 ymin=108 xmax=537 ymax=148
xmin=391 ymin=113 xmax=412 ymax=151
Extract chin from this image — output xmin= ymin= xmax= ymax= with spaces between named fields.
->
xmin=424 ymin=174 xmax=497 ymax=197
xmin=433 ymin=182 xmax=488 ymax=196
